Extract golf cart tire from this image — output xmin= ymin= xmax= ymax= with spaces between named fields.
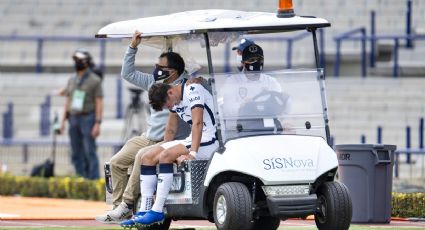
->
xmin=252 ymin=216 xmax=280 ymax=230
xmin=314 ymin=181 xmax=352 ymax=230
xmin=137 ymin=218 xmax=171 ymax=230
xmin=213 ymin=182 xmax=253 ymax=230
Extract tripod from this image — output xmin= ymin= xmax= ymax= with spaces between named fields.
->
xmin=121 ymin=88 xmax=150 ymax=141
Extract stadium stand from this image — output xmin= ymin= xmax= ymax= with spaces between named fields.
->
xmin=0 ymin=0 xmax=424 ymax=70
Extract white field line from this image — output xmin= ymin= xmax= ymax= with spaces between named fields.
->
xmin=0 ymin=220 xmax=66 ymax=228
xmin=0 ymin=213 xmax=20 ymax=218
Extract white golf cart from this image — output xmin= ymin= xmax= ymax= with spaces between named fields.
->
xmin=97 ymin=1 xmax=352 ymax=230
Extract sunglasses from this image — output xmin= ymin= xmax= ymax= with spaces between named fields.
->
xmin=155 ymin=64 xmax=174 ymax=70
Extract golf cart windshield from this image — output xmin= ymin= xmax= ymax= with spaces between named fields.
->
xmin=214 ymin=69 xmax=326 ymax=142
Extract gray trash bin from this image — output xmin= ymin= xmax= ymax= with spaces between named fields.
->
xmin=335 ymin=144 xmax=396 ymax=223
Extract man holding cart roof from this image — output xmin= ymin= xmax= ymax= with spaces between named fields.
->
xmin=95 ymin=31 xmax=192 ymax=224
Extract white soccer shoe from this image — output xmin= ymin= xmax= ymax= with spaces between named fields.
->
xmin=95 ymin=202 xmax=132 ymax=224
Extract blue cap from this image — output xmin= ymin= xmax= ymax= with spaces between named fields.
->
xmin=232 ymin=38 xmax=255 ymax=51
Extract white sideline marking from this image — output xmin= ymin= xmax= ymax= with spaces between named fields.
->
xmin=0 ymin=213 xmax=20 ymax=218
xmin=282 ymin=222 xmax=315 ymax=226
xmin=0 ymin=220 xmax=66 ymax=227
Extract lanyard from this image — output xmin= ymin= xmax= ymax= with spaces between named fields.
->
xmin=76 ymin=71 xmax=90 ymax=89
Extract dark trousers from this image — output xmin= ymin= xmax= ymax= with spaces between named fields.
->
xmin=68 ymin=112 xmax=100 ymax=179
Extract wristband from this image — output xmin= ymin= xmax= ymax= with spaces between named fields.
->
xmin=95 ymin=119 xmax=102 ymax=124
xmin=189 ymin=150 xmax=197 ymax=159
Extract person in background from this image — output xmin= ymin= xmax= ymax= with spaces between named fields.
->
xmin=55 ymin=49 xmax=103 ymax=96
xmin=60 ymin=50 xmax=103 ymax=179
xmin=78 ymin=48 xmax=104 ymax=80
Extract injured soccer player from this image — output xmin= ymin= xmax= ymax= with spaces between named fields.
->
xmin=133 ymin=82 xmax=218 ymax=226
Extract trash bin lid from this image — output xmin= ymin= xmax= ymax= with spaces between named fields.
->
xmin=335 ymin=144 xmax=396 ymax=151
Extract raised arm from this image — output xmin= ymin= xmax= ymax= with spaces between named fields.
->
xmin=121 ymin=31 xmax=155 ymax=90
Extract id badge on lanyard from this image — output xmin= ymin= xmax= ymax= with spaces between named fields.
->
xmin=70 ymin=72 xmax=89 ymax=112
xmin=71 ymin=90 xmax=86 ymax=111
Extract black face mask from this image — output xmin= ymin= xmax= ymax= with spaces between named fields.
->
xmin=244 ymin=61 xmax=263 ymax=72
xmin=74 ymin=60 xmax=87 ymax=71
xmin=153 ymin=66 xmax=171 ymax=81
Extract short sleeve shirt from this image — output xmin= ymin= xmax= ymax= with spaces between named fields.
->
xmin=170 ymin=83 xmax=216 ymax=143
xmin=65 ymin=71 xmax=103 ymax=115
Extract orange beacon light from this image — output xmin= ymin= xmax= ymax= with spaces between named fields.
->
xmin=277 ymin=0 xmax=295 ymax=18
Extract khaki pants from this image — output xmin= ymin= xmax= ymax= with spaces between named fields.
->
xmin=110 ymin=135 xmax=161 ymax=206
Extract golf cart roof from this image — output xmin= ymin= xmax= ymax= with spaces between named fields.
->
xmin=95 ymin=9 xmax=330 ymax=38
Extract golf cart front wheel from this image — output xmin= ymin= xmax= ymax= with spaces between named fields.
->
xmin=213 ymin=182 xmax=253 ymax=230
xmin=314 ymin=181 xmax=352 ymax=230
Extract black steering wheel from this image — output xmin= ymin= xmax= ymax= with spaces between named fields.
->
xmin=236 ymin=90 xmax=287 ymax=133
xmin=239 ymin=90 xmax=288 ymax=116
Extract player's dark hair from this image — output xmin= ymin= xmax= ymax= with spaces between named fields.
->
xmin=149 ymin=83 xmax=172 ymax=111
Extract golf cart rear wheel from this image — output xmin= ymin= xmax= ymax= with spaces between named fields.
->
xmin=252 ymin=216 xmax=280 ymax=230
xmin=314 ymin=181 xmax=352 ymax=230
xmin=137 ymin=218 xmax=171 ymax=230
xmin=213 ymin=182 xmax=253 ymax=230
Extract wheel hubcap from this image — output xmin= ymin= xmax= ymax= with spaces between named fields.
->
xmin=216 ymin=195 xmax=227 ymax=224
xmin=316 ymin=195 xmax=327 ymax=224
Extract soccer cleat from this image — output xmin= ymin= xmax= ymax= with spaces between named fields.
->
xmin=134 ymin=210 xmax=165 ymax=226
xmin=120 ymin=212 xmax=146 ymax=229
xmin=95 ymin=202 xmax=132 ymax=224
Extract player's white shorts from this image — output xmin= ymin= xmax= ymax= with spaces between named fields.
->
xmin=161 ymin=139 xmax=218 ymax=159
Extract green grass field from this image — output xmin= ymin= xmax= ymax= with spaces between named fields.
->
xmin=0 ymin=227 xmax=423 ymax=230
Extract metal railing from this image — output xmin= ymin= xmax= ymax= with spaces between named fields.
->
xmin=394 ymin=149 xmax=425 ymax=179
xmin=0 ymin=35 xmax=116 ymax=73
xmin=357 ymin=118 xmax=425 ymax=178
xmin=2 ymin=103 xmax=13 ymax=139
xmin=0 ymin=30 xmax=326 ymax=75
xmin=333 ymin=27 xmax=367 ymax=77
xmin=336 ymin=33 xmax=425 ymax=77
xmin=0 ymin=138 xmax=123 ymax=176
xmin=333 ymin=1 xmax=425 ymax=78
